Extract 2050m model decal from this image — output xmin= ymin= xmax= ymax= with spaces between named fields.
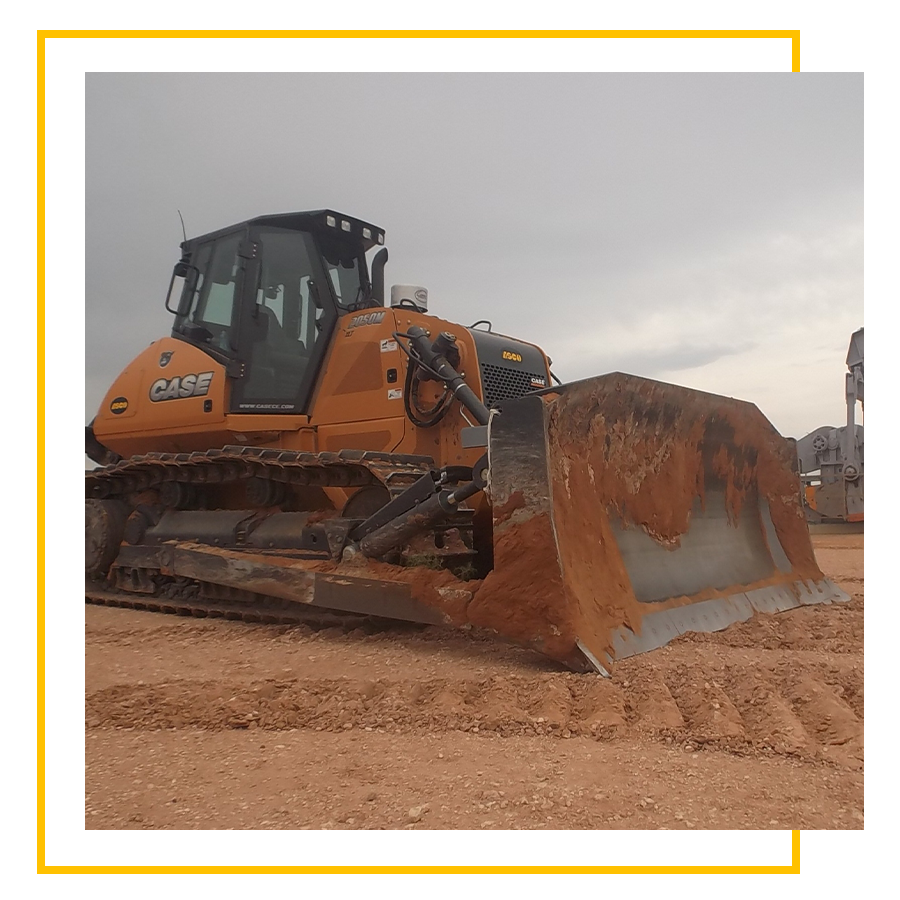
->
xmin=348 ymin=311 xmax=386 ymax=329
xmin=149 ymin=372 xmax=214 ymax=402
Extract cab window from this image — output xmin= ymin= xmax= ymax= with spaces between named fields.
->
xmin=238 ymin=229 xmax=327 ymax=406
xmin=175 ymin=233 xmax=242 ymax=352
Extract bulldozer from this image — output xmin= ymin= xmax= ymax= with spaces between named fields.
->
xmin=796 ymin=328 xmax=864 ymax=531
xmin=85 ymin=209 xmax=848 ymax=673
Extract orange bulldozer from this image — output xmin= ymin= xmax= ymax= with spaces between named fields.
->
xmin=85 ymin=210 xmax=847 ymax=673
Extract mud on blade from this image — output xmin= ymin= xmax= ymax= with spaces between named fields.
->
xmin=468 ymin=373 xmax=849 ymax=673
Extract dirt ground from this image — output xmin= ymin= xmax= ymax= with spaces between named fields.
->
xmin=84 ymin=533 xmax=863 ymax=830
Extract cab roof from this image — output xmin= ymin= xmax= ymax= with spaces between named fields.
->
xmin=181 ymin=209 xmax=386 ymax=253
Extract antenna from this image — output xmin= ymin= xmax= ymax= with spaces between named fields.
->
xmin=177 ymin=209 xmax=187 ymax=243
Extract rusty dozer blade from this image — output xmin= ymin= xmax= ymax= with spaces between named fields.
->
xmin=466 ymin=372 xmax=850 ymax=673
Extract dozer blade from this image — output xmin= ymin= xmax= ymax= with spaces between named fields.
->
xmin=466 ymin=372 xmax=850 ymax=673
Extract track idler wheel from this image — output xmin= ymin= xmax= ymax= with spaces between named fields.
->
xmin=85 ymin=499 xmax=128 ymax=577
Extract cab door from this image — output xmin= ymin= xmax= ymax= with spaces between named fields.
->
xmin=229 ymin=227 xmax=336 ymax=415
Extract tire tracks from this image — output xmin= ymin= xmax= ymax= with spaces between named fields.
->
xmin=87 ymin=654 xmax=864 ymax=769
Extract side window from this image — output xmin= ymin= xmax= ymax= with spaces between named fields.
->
xmin=178 ymin=234 xmax=242 ymax=351
xmin=203 ymin=282 xmax=237 ymax=326
xmin=319 ymin=234 xmax=364 ymax=309
xmin=324 ymin=256 xmax=362 ymax=307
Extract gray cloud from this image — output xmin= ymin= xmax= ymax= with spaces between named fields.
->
xmin=597 ymin=340 xmax=758 ymax=379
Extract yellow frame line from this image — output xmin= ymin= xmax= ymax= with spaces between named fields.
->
xmin=39 ymin=830 xmax=799 ymax=874
xmin=36 ymin=30 xmax=801 ymax=72
xmin=40 ymin=29 xmax=800 ymax=875
xmin=37 ymin=29 xmax=47 ymax=875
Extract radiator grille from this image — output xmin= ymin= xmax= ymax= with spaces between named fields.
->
xmin=480 ymin=363 xmax=546 ymax=408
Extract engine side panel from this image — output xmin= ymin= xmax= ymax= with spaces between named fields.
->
xmin=91 ymin=311 xmax=551 ymax=467
xmin=93 ymin=338 xmax=229 ymax=455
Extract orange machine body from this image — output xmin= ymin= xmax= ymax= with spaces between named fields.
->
xmin=93 ymin=306 xmax=550 ymax=474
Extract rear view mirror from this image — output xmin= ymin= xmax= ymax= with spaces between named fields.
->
xmin=165 ymin=260 xmax=200 ymax=315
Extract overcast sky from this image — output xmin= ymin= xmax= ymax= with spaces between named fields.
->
xmin=86 ymin=72 xmax=862 ymax=439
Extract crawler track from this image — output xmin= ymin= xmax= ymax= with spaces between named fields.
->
xmin=85 ymin=445 xmax=438 ymax=501
xmin=86 ymin=446 xmax=477 ymax=628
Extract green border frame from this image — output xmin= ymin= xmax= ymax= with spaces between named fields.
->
xmin=51 ymin=31 xmax=864 ymax=872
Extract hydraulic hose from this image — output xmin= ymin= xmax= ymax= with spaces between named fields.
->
xmin=401 ymin=326 xmax=491 ymax=426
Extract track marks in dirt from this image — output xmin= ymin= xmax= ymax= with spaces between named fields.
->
xmin=726 ymin=677 xmax=811 ymax=756
xmin=670 ymin=595 xmax=863 ymax=654
xmin=87 ymin=656 xmax=863 ymax=769
xmin=664 ymin=672 xmax=746 ymax=742
xmin=784 ymin=675 xmax=863 ymax=767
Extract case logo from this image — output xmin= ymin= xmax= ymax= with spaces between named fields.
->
xmin=109 ymin=396 xmax=129 ymax=415
xmin=149 ymin=372 xmax=214 ymax=402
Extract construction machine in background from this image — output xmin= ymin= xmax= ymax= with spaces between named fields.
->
xmin=85 ymin=210 xmax=848 ymax=673
xmin=796 ymin=328 xmax=864 ymax=532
